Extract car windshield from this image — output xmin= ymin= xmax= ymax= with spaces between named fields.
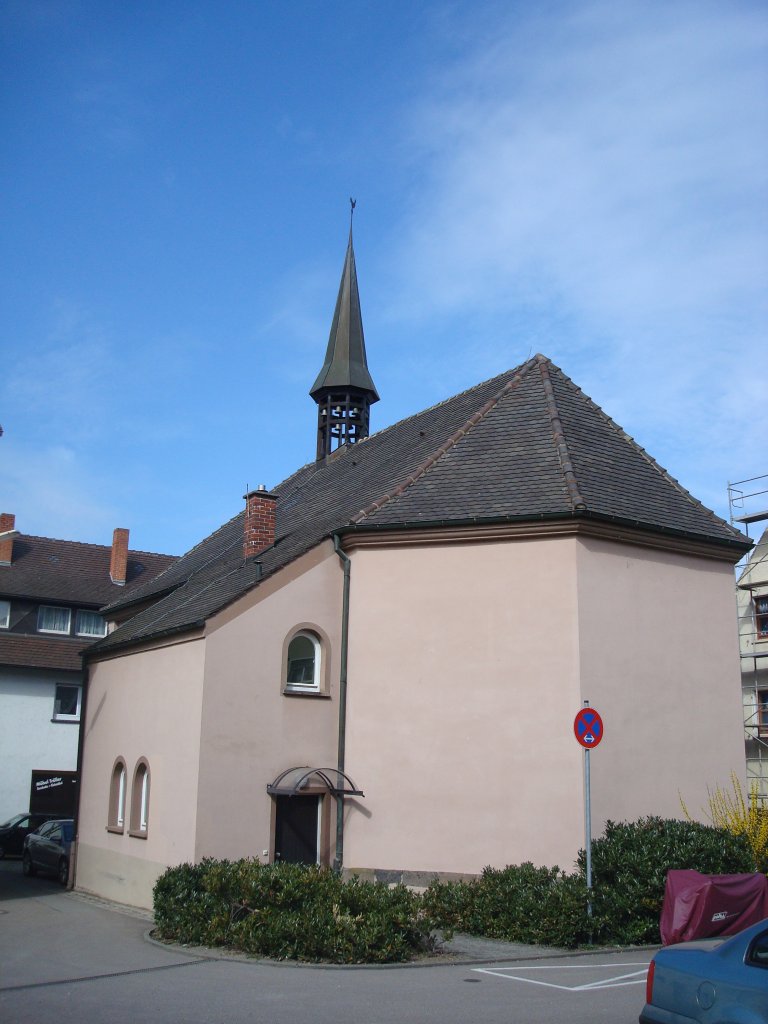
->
xmin=0 ymin=814 xmax=27 ymax=828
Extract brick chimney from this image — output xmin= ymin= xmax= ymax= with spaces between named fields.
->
xmin=243 ymin=486 xmax=277 ymax=560
xmin=110 ymin=528 xmax=129 ymax=585
xmin=0 ymin=512 xmax=16 ymax=565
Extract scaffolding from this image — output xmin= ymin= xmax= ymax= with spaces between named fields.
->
xmin=729 ymin=473 xmax=768 ymax=805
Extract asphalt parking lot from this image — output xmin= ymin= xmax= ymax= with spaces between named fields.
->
xmin=0 ymin=859 xmax=653 ymax=1023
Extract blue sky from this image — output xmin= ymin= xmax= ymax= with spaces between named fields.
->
xmin=2 ymin=0 xmax=766 ymax=556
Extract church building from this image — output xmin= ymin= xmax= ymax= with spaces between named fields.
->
xmin=74 ymin=223 xmax=751 ymax=910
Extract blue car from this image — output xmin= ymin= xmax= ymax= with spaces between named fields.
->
xmin=640 ymin=917 xmax=768 ymax=1023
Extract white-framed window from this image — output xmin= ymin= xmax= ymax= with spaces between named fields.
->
xmin=75 ymin=610 xmax=107 ymax=637
xmin=285 ymin=631 xmax=321 ymax=692
xmin=108 ymin=759 xmax=126 ymax=832
xmin=759 ymin=690 xmax=768 ymax=740
xmin=0 ymin=599 xmax=9 ymax=628
xmin=38 ymin=605 xmax=72 ymax=635
xmin=130 ymin=760 xmax=150 ymax=837
xmin=53 ymin=684 xmax=81 ymax=722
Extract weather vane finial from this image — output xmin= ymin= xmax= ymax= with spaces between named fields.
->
xmin=349 ymin=197 xmax=356 ymax=232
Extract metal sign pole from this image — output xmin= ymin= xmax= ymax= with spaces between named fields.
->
xmin=585 ymin=744 xmax=592 ymax=917
xmin=583 ymin=697 xmax=593 ymax=919
xmin=574 ymin=699 xmax=602 ymax=926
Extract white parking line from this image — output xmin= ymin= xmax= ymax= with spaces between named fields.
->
xmin=472 ymin=963 xmax=649 ymax=992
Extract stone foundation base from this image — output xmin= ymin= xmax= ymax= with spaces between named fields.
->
xmin=343 ymin=866 xmax=479 ymax=887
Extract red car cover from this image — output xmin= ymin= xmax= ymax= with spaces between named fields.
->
xmin=660 ymin=869 xmax=768 ymax=945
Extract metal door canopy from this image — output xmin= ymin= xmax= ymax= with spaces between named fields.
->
xmin=266 ymin=766 xmax=364 ymax=798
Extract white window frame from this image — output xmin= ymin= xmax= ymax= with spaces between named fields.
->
xmin=130 ymin=760 xmax=150 ymax=837
xmin=0 ymin=599 xmax=9 ymax=628
xmin=38 ymin=605 xmax=72 ymax=635
xmin=139 ymin=771 xmax=149 ymax=831
xmin=53 ymin=684 xmax=82 ymax=722
xmin=285 ymin=631 xmax=321 ymax=693
xmin=75 ymin=609 xmax=107 ymax=637
xmin=108 ymin=759 xmax=127 ymax=832
xmin=117 ymin=767 xmax=126 ymax=828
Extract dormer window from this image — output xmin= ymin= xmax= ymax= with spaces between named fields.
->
xmin=0 ymin=599 xmax=9 ymax=628
xmin=38 ymin=606 xmax=72 ymax=635
xmin=76 ymin=610 xmax=107 ymax=637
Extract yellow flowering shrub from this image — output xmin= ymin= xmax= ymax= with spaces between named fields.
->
xmin=681 ymin=773 xmax=768 ymax=873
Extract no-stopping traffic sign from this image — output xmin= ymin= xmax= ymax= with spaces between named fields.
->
xmin=573 ymin=707 xmax=603 ymax=748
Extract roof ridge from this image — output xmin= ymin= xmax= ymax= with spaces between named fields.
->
xmin=547 ymin=362 xmax=740 ymax=535
xmin=352 ymin=355 xmax=541 ymax=523
xmin=100 ymin=512 xmax=243 ymax=614
xmin=108 ymin=553 xmax=259 ymax=646
xmin=537 ymin=358 xmax=587 ymax=511
xmin=348 ymin=364 xmax=519 ymax=453
xmin=10 ymin=534 xmax=175 ymax=558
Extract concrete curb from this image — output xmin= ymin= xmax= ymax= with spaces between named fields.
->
xmin=143 ymin=928 xmax=659 ymax=971
xmin=70 ymin=887 xmax=659 ymax=970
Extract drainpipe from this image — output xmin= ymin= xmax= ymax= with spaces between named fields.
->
xmin=71 ymin=658 xmax=90 ymax=890
xmin=332 ymin=533 xmax=351 ymax=873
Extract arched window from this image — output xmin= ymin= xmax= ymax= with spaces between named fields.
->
xmin=285 ymin=631 xmax=321 ymax=692
xmin=108 ymin=758 xmax=126 ymax=832
xmin=129 ymin=759 xmax=150 ymax=837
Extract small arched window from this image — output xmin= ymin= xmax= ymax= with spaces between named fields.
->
xmin=108 ymin=758 xmax=126 ymax=832
xmin=285 ymin=631 xmax=321 ymax=692
xmin=129 ymin=759 xmax=150 ymax=837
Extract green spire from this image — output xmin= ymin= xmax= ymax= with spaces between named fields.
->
xmin=309 ymin=215 xmax=379 ymax=402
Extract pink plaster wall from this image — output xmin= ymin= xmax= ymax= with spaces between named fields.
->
xmin=76 ymin=638 xmax=205 ymax=907
xmin=343 ymin=537 xmax=585 ymax=876
xmin=575 ymin=537 xmax=745 ymax=827
xmin=195 ymin=541 xmax=342 ymax=861
xmin=343 ymin=534 xmax=745 ymax=878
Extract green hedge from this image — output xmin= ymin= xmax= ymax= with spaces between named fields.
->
xmin=422 ymin=863 xmax=592 ymax=948
xmin=153 ymin=859 xmax=431 ymax=963
xmin=423 ymin=817 xmax=755 ymax=948
xmin=153 ymin=819 xmax=756 ymax=960
xmin=584 ymin=817 xmax=755 ymax=945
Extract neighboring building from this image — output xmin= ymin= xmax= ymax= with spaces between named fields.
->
xmin=0 ymin=518 xmax=175 ymax=822
xmin=75 ymin=227 xmax=751 ymax=910
xmin=737 ymin=522 xmax=768 ymax=803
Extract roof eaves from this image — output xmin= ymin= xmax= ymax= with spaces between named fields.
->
xmin=352 ymin=355 xmax=540 ymax=524
xmin=85 ymin=620 xmax=207 ymax=660
xmin=337 ymin=508 xmax=753 ymax=553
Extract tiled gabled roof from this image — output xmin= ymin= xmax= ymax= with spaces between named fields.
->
xmin=91 ymin=355 xmax=749 ymax=657
xmin=0 ymin=535 xmax=176 ymax=605
xmin=0 ymin=633 xmax=84 ymax=672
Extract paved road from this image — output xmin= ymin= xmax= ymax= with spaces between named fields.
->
xmin=0 ymin=860 xmax=652 ymax=1023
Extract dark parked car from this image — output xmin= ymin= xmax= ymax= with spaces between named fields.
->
xmin=640 ymin=916 xmax=768 ymax=1023
xmin=0 ymin=812 xmax=57 ymax=858
xmin=22 ymin=819 xmax=74 ymax=886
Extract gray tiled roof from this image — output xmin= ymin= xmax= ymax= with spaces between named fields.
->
xmin=0 ymin=535 xmax=176 ymax=605
xmin=91 ymin=355 xmax=749 ymax=656
xmin=0 ymin=633 xmax=84 ymax=672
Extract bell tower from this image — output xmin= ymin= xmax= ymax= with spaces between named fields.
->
xmin=310 ymin=202 xmax=379 ymax=460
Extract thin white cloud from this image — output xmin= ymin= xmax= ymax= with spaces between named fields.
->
xmin=1 ymin=443 xmax=120 ymax=543
xmin=3 ymin=300 xmax=117 ymax=443
xmin=387 ymin=0 xmax=768 ymax=513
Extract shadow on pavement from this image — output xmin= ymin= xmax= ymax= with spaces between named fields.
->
xmin=0 ymin=859 xmax=62 ymax=903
